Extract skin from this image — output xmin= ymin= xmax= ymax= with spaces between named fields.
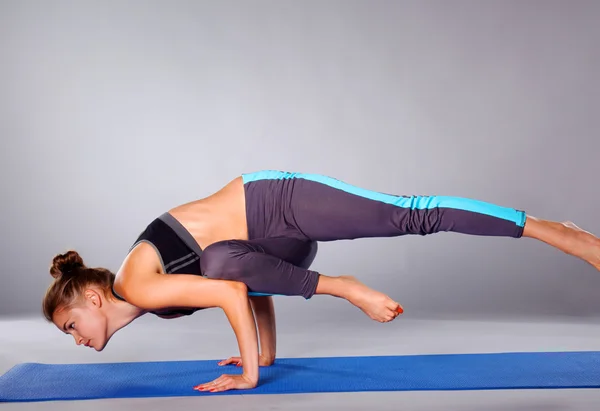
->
xmin=52 ymin=176 xmax=600 ymax=393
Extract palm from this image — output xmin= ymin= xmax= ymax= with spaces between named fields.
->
xmin=194 ymin=373 xmax=257 ymax=392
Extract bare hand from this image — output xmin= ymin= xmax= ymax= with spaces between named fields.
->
xmin=193 ymin=373 xmax=257 ymax=393
xmin=218 ymin=353 xmax=274 ymax=367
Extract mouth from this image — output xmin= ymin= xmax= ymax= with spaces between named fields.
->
xmin=85 ymin=340 xmax=91 ymax=347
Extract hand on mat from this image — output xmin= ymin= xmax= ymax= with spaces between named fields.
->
xmin=218 ymin=353 xmax=274 ymax=367
xmin=193 ymin=373 xmax=257 ymax=392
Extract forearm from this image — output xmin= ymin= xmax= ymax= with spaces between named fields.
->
xmin=250 ymin=296 xmax=276 ymax=362
xmin=221 ymin=284 xmax=260 ymax=383
xmin=123 ymin=274 xmax=260 ymax=383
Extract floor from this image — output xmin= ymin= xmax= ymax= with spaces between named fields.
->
xmin=2 ymin=311 xmax=600 ymax=410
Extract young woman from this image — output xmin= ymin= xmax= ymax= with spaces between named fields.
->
xmin=42 ymin=170 xmax=600 ymax=393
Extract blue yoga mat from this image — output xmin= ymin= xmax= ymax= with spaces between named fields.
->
xmin=2 ymin=351 xmax=600 ymax=402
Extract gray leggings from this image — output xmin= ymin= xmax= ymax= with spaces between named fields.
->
xmin=200 ymin=171 xmax=527 ymax=299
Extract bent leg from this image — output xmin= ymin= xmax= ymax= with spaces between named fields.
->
xmin=200 ymin=237 xmax=320 ymax=299
xmin=200 ymin=237 xmax=402 ymax=321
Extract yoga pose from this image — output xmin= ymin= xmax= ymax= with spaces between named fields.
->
xmin=42 ymin=170 xmax=600 ymax=393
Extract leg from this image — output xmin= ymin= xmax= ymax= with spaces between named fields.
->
xmin=200 ymin=237 xmax=320 ymax=299
xmin=314 ymin=274 xmax=403 ymax=322
xmin=244 ymin=171 xmax=526 ymax=241
xmin=200 ymin=237 xmax=402 ymax=322
xmin=522 ymin=217 xmax=600 ymax=270
xmin=243 ymin=171 xmax=600 ymax=270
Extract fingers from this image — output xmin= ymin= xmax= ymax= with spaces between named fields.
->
xmin=218 ymin=357 xmax=242 ymax=366
xmin=194 ymin=375 xmax=227 ymax=392
xmin=209 ymin=376 xmax=235 ymax=393
xmin=193 ymin=374 xmax=243 ymax=393
xmin=193 ymin=380 xmax=213 ymax=391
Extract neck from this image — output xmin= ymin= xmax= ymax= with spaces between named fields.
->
xmin=106 ymin=298 xmax=147 ymax=335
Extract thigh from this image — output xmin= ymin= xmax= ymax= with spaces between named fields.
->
xmin=244 ymin=170 xmax=409 ymax=241
xmin=246 ymin=237 xmax=318 ymax=270
xmin=200 ymin=236 xmax=320 ymax=298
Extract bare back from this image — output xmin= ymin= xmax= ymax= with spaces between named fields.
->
xmin=167 ymin=176 xmax=249 ymax=250
xmin=114 ymin=176 xmax=248 ymax=292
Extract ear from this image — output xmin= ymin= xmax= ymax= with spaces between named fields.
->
xmin=83 ymin=289 xmax=103 ymax=308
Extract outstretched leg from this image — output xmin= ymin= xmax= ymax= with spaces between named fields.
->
xmin=244 ymin=170 xmax=526 ymax=240
xmin=521 ymin=217 xmax=600 ymax=270
xmin=243 ymin=171 xmax=600 ymax=270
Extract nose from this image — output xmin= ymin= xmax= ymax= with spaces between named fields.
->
xmin=74 ymin=335 xmax=84 ymax=346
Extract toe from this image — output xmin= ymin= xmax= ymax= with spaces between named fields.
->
xmin=387 ymin=300 xmax=403 ymax=313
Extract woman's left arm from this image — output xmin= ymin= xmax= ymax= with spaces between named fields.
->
xmin=219 ymin=295 xmax=277 ymax=367
xmin=250 ymin=296 xmax=276 ymax=364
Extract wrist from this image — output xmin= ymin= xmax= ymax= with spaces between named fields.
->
xmin=242 ymin=370 xmax=259 ymax=386
xmin=260 ymin=352 xmax=275 ymax=365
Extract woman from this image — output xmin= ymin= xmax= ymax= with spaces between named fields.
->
xmin=42 ymin=170 xmax=600 ymax=393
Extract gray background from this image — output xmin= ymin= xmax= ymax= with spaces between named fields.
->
xmin=1 ymin=0 xmax=599 ymax=323
xmin=2 ymin=1 xmax=600 ymax=410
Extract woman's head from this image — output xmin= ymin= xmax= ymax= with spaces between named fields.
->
xmin=43 ymin=250 xmax=116 ymax=351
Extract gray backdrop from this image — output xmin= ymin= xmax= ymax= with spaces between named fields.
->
xmin=1 ymin=0 xmax=598 ymax=323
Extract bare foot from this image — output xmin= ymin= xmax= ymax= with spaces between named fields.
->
xmin=561 ymin=221 xmax=600 ymax=270
xmin=524 ymin=216 xmax=600 ymax=271
xmin=338 ymin=275 xmax=403 ymax=322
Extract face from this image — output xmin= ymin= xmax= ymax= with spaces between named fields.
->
xmin=52 ymin=289 xmax=110 ymax=352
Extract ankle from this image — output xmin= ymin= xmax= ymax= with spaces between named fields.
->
xmin=314 ymin=275 xmax=351 ymax=299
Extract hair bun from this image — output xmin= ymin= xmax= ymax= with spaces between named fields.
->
xmin=50 ymin=250 xmax=85 ymax=279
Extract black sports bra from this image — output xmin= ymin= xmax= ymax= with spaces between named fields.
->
xmin=111 ymin=212 xmax=206 ymax=317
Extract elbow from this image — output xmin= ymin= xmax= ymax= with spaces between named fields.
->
xmin=224 ymin=280 xmax=249 ymax=301
xmin=218 ymin=280 xmax=249 ymax=309
xmin=229 ymin=280 xmax=248 ymax=294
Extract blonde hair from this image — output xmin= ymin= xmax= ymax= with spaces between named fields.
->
xmin=42 ymin=250 xmax=115 ymax=321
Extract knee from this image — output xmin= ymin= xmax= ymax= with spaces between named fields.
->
xmin=200 ymin=240 xmax=255 ymax=280
xmin=292 ymin=240 xmax=318 ymax=269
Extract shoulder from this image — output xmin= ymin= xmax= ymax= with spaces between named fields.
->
xmin=119 ymin=216 xmax=167 ymax=278
xmin=113 ymin=241 xmax=162 ymax=300
xmin=125 ymin=241 xmax=163 ymax=272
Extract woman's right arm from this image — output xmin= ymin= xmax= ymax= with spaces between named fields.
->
xmin=117 ymin=270 xmax=260 ymax=391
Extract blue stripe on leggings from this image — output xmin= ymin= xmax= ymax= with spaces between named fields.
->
xmin=242 ymin=170 xmax=526 ymax=227
xmin=248 ymin=291 xmax=278 ymax=297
